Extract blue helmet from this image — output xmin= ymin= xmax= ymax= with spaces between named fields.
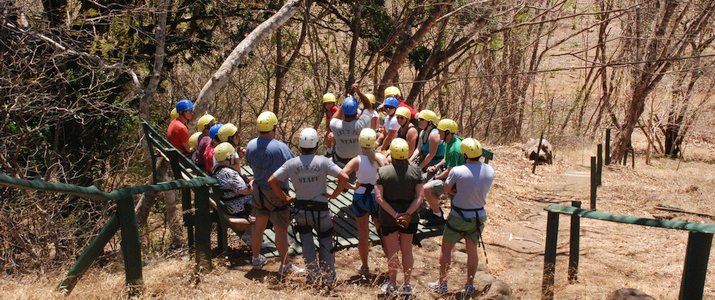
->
xmin=384 ymin=97 xmax=399 ymax=108
xmin=341 ymin=96 xmax=358 ymax=117
xmin=209 ymin=123 xmax=223 ymax=140
xmin=176 ymin=99 xmax=194 ymax=112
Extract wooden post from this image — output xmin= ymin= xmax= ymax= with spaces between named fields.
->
xmin=532 ymin=132 xmax=544 ymax=174
xmin=193 ymin=185 xmax=212 ymax=272
xmin=631 ymin=148 xmax=635 ymax=169
xmin=679 ymin=232 xmax=713 ymax=300
xmin=605 ymin=128 xmax=611 ymax=165
xmin=542 ymin=211 xmax=560 ymax=300
xmin=596 ymin=144 xmax=603 ymax=186
xmin=58 ymin=214 xmax=119 ymax=295
xmin=167 ymin=149 xmax=194 ymax=251
xmin=115 ymin=191 xmax=144 ymax=296
xmin=568 ymin=201 xmax=581 ymax=283
xmin=590 ymin=156 xmax=597 ymax=210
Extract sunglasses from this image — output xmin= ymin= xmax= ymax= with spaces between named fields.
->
xmin=384 ymin=106 xmax=396 ymax=109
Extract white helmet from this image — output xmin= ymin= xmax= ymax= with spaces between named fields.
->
xmin=299 ymin=128 xmax=319 ymax=148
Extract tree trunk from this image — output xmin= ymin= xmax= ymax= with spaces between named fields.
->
xmin=194 ymin=0 xmax=302 ymax=116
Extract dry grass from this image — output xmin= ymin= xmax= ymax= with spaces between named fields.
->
xmin=1 ymin=133 xmax=714 ymax=299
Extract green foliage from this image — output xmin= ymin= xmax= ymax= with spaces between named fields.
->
xmin=408 ymin=45 xmax=431 ymax=69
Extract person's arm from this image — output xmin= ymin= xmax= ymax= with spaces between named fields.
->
xmin=444 ymin=169 xmax=457 ymax=195
xmin=329 ymin=157 xmax=358 ymax=198
xmin=406 ymin=127 xmax=418 ymax=159
xmin=418 ymin=130 xmax=441 ymax=170
xmin=406 ymin=183 xmax=425 ymax=215
xmin=375 ymin=184 xmax=399 ymax=220
xmin=268 ymin=175 xmax=293 ymax=203
xmin=435 ymin=167 xmax=451 ymax=180
xmin=352 ymin=83 xmax=372 ymax=110
xmin=381 ymin=129 xmax=398 ymax=151
xmin=333 ymin=100 xmax=344 ymax=121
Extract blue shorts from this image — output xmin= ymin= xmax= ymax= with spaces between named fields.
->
xmin=351 ymin=192 xmax=379 ymax=218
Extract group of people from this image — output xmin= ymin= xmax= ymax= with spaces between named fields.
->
xmin=165 ymin=84 xmax=495 ymax=296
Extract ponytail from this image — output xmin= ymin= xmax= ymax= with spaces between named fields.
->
xmin=362 ymin=147 xmax=383 ymax=168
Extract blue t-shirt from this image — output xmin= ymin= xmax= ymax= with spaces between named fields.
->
xmin=246 ymin=137 xmax=295 ymax=190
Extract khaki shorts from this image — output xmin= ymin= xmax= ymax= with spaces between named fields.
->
xmin=251 ymin=187 xmax=291 ymax=228
xmin=442 ymin=215 xmax=487 ymax=244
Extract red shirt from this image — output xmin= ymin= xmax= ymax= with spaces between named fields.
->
xmin=399 ymin=100 xmax=417 ymax=119
xmin=324 ymin=105 xmax=338 ymax=120
xmin=203 ymin=144 xmax=215 ymax=174
xmin=167 ymin=119 xmax=190 ymax=154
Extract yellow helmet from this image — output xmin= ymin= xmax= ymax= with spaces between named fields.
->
xmin=218 ymin=123 xmax=238 ymax=142
xmin=322 ymin=93 xmax=337 ymax=103
xmin=170 ymin=108 xmax=178 ymax=120
xmin=437 ymin=118 xmax=458 ymax=134
xmin=359 ymin=128 xmax=377 ymax=148
xmin=188 ymin=132 xmax=201 ymax=151
xmin=460 ymin=138 xmax=483 ymax=159
xmin=390 ymin=138 xmax=410 ymax=160
xmin=196 ymin=114 xmax=216 ymax=131
xmin=256 ymin=111 xmax=278 ymax=132
xmin=395 ymin=107 xmax=411 ymax=120
xmin=384 ymin=86 xmax=401 ymax=97
xmin=416 ymin=110 xmax=438 ymax=124
xmin=365 ymin=93 xmax=376 ymax=104
xmin=214 ymin=142 xmax=236 ymax=162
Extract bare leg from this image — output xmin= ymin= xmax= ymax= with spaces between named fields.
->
xmin=274 ymin=225 xmax=289 ymax=266
xmin=382 ymin=232 xmax=400 ymax=285
xmin=439 ymin=240 xmax=456 ymax=284
xmin=399 ymin=233 xmax=414 ymax=284
xmin=251 ymin=215 xmax=269 ymax=257
xmin=465 ymin=238 xmax=479 ymax=286
xmin=356 ymin=215 xmax=370 ymax=268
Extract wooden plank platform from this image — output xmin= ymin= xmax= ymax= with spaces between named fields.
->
xmin=240 ymin=165 xmax=443 ymax=258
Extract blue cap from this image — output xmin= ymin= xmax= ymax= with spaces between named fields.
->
xmin=176 ymin=99 xmax=194 ymax=112
xmin=209 ymin=123 xmax=223 ymax=140
xmin=341 ymin=96 xmax=358 ymax=117
xmin=384 ymin=97 xmax=399 ymax=108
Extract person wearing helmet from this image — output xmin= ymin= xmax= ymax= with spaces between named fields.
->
xmin=364 ymin=93 xmax=380 ymax=130
xmin=269 ymin=127 xmax=341 ymax=285
xmin=217 ymin=123 xmax=245 ymax=157
xmin=188 ymin=132 xmax=202 ymax=163
xmin=395 ymin=107 xmax=419 ymax=158
xmin=383 ymin=85 xmax=417 ymax=120
xmin=203 ymin=123 xmax=223 ymax=174
xmin=330 ymin=128 xmax=387 ymax=276
xmin=245 ymin=111 xmax=297 ymax=273
xmin=329 ymin=83 xmax=376 ymax=180
xmin=322 ymin=93 xmax=338 ymax=157
xmin=212 ymin=142 xmax=254 ymax=218
xmin=167 ymin=99 xmax=194 ymax=155
xmin=170 ymin=108 xmax=179 ymax=120
xmin=377 ymin=96 xmax=400 ymax=153
xmin=422 ymin=119 xmax=465 ymax=226
xmin=427 ymin=138 xmax=493 ymax=297
xmin=409 ymin=109 xmax=445 ymax=173
xmin=212 ymin=142 xmax=255 ymax=246
xmin=195 ymin=114 xmax=217 ymax=170
xmin=373 ymin=138 xmax=423 ymax=296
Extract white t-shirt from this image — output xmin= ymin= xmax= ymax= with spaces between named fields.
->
xmin=445 ymin=162 xmax=494 ymax=218
xmin=384 ymin=115 xmax=399 ymax=132
xmin=272 ymin=154 xmax=341 ymax=202
xmin=330 ymin=109 xmax=377 ymax=159
xmin=355 ymin=153 xmax=386 ymax=194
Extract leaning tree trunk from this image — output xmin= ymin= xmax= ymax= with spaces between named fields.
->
xmin=194 ymin=0 xmax=303 ymax=116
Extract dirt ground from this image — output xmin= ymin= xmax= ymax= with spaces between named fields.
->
xmin=1 ymin=135 xmax=714 ymax=299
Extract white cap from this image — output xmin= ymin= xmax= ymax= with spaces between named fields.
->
xmin=299 ymin=128 xmax=319 ymax=148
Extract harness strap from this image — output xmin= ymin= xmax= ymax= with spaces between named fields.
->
xmin=451 ymin=205 xmax=484 ymax=220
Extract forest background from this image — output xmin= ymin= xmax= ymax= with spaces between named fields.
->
xmin=1 ymin=0 xmax=714 ymax=297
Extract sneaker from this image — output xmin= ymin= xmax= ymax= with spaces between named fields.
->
xmin=356 ymin=265 xmax=370 ymax=276
xmin=427 ymin=281 xmax=448 ymax=294
xmin=278 ymin=263 xmax=305 ymax=275
xmin=464 ymin=284 xmax=476 ymax=296
xmin=400 ymin=283 xmax=413 ymax=295
xmin=380 ymin=282 xmax=397 ymax=295
xmin=251 ymin=255 xmax=267 ymax=270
